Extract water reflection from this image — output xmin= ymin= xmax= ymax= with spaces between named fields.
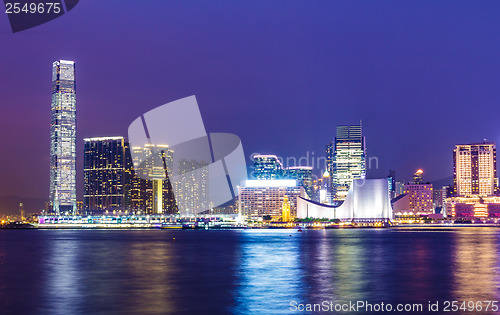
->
xmin=37 ymin=230 xmax=239 ymax=314
xmin=2 ymin=228 xmax=500 ymax=314
xmin=452 ymin=228 xmax=500 ymax=301
xmin=41 ymin=231 xmax=83 ymax=314
xmin=299 ymin=228 xmax=463 ymax=308
xmin=234 ymin=230 xmax=303 ymax=314
xmin=125 ymin=240 xmax=174 ymax=313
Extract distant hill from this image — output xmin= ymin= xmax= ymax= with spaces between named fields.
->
xmin=430 ymin=176 xmax=453 ymax=189
xmin=0 ymin=195 xmax=46 ymax=215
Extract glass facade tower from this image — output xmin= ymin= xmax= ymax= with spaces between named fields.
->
xmin=50 ymin=60 xmax=76 ymax=214
xmin=252 ymin=154 xmax=284 ymax=179
xmin=330 ymin=124 xmax=366 ymax=201
xmin=83 ymin=137 xmax=130 ymax=213
xmin=285 ymin=166 xmax=313 ymax=199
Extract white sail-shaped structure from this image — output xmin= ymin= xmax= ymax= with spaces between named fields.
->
xmin=297 ymin=179 xmax=393 ymax=221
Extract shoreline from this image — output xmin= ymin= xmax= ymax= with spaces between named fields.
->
xmin=2 ymin=222 xmax=500 ymax=230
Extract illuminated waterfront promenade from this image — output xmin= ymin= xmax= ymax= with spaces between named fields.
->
xmin=37 ymin=214 xmax=244 ymax=229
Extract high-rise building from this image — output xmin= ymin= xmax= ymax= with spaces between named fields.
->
xmin=329 ymin=124 xmax=366 ymax=200
xmin=388 ymin=169 xmax=396 ymax=199
xmin=252 ymin=155 xmax=284 ymax=179
xmin=412 ymin=169 xmax=423 ymax=184
xmin=50 ymin=60 xmax=77 ymax=214
xmin=285 ymin=166 xmax=313 ymax=199
xmin=238 ymin=179 xmax=304 ymax=221
xmin=453 ymin=142 xmax=498 ymax=197
xmin=403 ymin=184 xmax=434 ymax=214
xmin=447 ymin=142 xmax=500 ymax=219
xmin=174 ymin=158 xmax=209 ymax=216
xmin=326 ymin=141 xmax=334 ymax=188
xmin=392 ymin=170 xmax=434 ymax=219
xmin=83 ymin=137 xmax=130 ymax=213
xmin=129 ymin=144 xmax=177 ymax=214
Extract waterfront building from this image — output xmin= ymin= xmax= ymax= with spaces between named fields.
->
xmin=328 ymin=124 xmax=366 ymax=201
xmin=396 ymin=184 xmax=434 ymax=215
xmin=446 ymin=196 xmax=500 ymax=218
xmin=84 ymin=137 xmax=130 ymax=213
xmin=129 ymin=144 xmax=177 ymax=214
xmin=453 ymin=142 xmax=498 ymax=197
xmin=447 ymin=142 xmax=500 ymax=219
xmin=297 ymin=179 xmax=393 ymax=222
xmin=50 ymin=60 xmax=77 ymax=214
xmin=393 ymin=170 xmax=433 ymax=219
xmin=238 ymin=179 xmax=304 ymax=221
xmin=252 ymin=155 xmax=284 ymax=179
xmin=173 ymin=159 xmax=209 ymax=216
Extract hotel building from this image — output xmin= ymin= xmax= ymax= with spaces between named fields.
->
xmin=392 ymin=170 xmax=434 ymax=220
xmin=50 ymin=60 xmax=77 ymax=214
xmin=447 ymin=142 xmax=500 ymax=219
xmin=453 ymin=143 xmax=497 ymax=196
xmin=238 ymin=180 xmax=304 ymax=221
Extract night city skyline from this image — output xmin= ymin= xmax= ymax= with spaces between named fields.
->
xmin=2 ymin=1 xmax=500 ymax=202
xmin=4 ymin=3 xmax=500 ymax=315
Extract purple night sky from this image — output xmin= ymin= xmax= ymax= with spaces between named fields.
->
xmin=1 ymin=1 xmax=500 ymax=200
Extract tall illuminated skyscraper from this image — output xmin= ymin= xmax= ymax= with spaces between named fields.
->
xmin=330 ymin=124 xmax=366 ymax=201
xmin=453 ymin=142 xmax=498 ymax=197
xmin=50 ymin=60 xmax=76 ymax=214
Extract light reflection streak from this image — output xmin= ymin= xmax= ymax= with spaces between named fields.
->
xmin=41 ymin=231 xmax=83 ymax=315
xmin=126 ymin=240 xmax=175 ymax=313
xmin=234 ymin=230 xmax=303 ymax=314
xmin=452 ymin=228 xmax=500 ymax=302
